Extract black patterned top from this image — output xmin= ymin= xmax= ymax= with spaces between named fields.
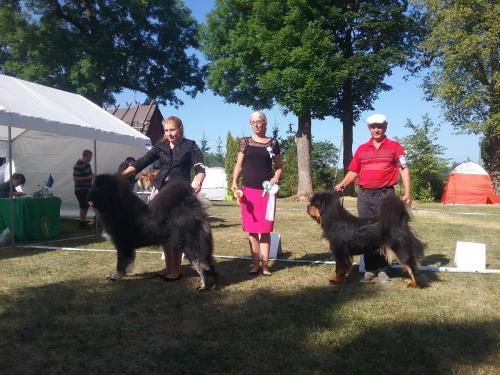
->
xmin=73 ymin=159 xmax=93 ymax=191
xmin=131 ymin=138 xmax=205 ymax=189
xmin=240 ymin=137 xmax=280 ymax=189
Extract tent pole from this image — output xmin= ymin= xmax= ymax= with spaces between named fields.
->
xmin=8 ymin=126 xmax=15 ymax=246
xmin=93 ymin=140 xmax=98 ymax=234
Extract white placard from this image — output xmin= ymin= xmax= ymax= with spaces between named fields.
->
xmin=454 ymin=241 xmax=486 ymax=271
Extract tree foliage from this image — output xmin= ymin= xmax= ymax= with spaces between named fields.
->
xmin=311 ymin=140 xmax=339 ymax=192
xmin=419 ymin=0 xmax=500 ymax=192
xmin=224 ymin=131 xmax=240 ymax=198
xmin=277 ymin=125 xmax=339 ymax=197
xmin=200 ymin=133 xmax=224 ymax=167
xmin=420 ymin=0 xmax=499 ymax=136
xmin=201 ymin=0 xmax=424 ymax=198
xmin=0 ymin=0 xmax=205 ymax=105
xmin=398 ymin=115 xmax=449 ymax=201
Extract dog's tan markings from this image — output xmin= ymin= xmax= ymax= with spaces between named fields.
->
xmin=404 ymin=265 xmax=419 ymax=288
xmin=306 ymin=204 xmax=321 ymax=224
xmin=329 ymin=258 xmax=354 ymax=285
xmin=329 ymin=265 xmax=347 ymax=285
xmin=321 ymin=238 xmax=330 ymax=249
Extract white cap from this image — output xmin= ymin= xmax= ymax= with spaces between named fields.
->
xmin=366 ymin=114 xmax=387 ymax=125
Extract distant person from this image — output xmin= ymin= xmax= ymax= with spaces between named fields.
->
xmin=231 ymin=111 xmax=282 ymax=277
xmin=117 ymin=156 xmax=137 ymax=191
xmin=0 ymin=173 xmax=26 ymax=198
xmin=73 ymin=149 xmax=94 ymax=229
xmin=335 ymin=114 xmax=412 ymax=283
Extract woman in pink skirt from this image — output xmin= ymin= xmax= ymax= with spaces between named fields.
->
xmin=231 ymin=111 xmax=283 ymax=276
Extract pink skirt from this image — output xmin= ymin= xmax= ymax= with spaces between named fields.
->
xmin=240 ymin=185 xmax=275 ymax=233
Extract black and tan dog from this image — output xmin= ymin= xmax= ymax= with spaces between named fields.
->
xmin=88 ymin=174 xmax=217 ymax=290
xmin=307 ymin=191 xmax=425 ymax=287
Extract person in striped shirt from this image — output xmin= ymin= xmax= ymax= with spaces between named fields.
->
xmin=73 ymin=149 xmax=95 ymax=229
xmin=334 ymin=114 xmax=412 ymax=283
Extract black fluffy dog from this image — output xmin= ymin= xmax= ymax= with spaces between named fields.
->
xmin=307 ymin=192 xmax=425 ymax=287
xmin=88 ymin=174 xmax=217 ymax=290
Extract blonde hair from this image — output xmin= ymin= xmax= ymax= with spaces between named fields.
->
xmin=162 ymin=116 xmax=184 ymax=138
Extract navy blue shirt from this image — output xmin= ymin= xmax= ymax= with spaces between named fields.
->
xmin=132 ymin=138 xmax=205 ymax=189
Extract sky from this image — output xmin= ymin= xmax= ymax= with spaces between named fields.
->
xmin=116 ymin=0 xmax=481 ymax=165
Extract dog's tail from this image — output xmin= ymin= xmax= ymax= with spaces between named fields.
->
xmin=195 ymin=191 xmax=212 ymax=211
xmin=378 ymin=195 xmax=425 ymax=259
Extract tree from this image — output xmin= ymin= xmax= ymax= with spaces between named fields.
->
xmin=398 ymin=115 xmax=449 ymax=201
xmin=200 ymin=132 xmax=211 ymax=158
xmin=201 ymin=0 xmax=423 ymax=199
xmin=224 ymin=131 xmax=240 ymax=199
xmin=215 ymin=136 xmax=224 ymax=166
xmin=419 ymin=0 xmax=500 ymax=194
xmin=0 ymin=0 xmax=204 ymax=106
xmin=311 ymin=140 xmax=339 ymax=192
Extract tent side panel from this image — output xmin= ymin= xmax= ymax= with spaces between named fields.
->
xmin=442 ymin=173 xmax=500 ymax=204
xmin=8 ymin=130 xmax=147 ymax=217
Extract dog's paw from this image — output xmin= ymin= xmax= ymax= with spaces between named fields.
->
xmin=328 ymin=278 xmax=345 ymax=285
xmin=405 ymin=279 xmax=419 ymax=288
xmin=106 ymin=272 xmax=125 ymax=281
xmin=196 ymin=278 xmax=217 ymax=291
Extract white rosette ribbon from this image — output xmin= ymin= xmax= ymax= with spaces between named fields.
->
xmin=264 ymin=183 xmax=279 ymax=221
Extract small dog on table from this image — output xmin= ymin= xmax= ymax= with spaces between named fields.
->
xmin=137 ymin=169 xmax=159 ymax=191
xmin=307 ymin=191 xmax=425 ymax=287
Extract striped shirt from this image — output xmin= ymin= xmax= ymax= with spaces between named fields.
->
xmin=348 ymin=137 xmax=405 ymax=189
xmin=73 ymin=159 xmax=92 ymax=191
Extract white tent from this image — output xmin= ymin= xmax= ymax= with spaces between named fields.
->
xmin=0 ymin=74 xmax=151 ymax=216
xmin=198 ymin=167 xmax=227 ymax=201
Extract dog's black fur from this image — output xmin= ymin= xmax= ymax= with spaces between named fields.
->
xmin=307 ymin=191 xmax=425 ymax=287
xmin=88 ymin=174 xmax=217 ymax=289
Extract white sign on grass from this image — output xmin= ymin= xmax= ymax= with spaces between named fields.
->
xmin=454 ymin=241 xmax=486 ymax=271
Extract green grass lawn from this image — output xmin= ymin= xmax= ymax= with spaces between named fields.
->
xmin=1 ymin=200 xmax=499 ymax=374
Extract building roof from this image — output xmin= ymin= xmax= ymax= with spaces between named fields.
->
xmin=108 ymin=103 xmax=162 ymax=134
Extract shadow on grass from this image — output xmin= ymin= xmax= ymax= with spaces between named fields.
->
xmin=208 ymin=216 xmax=240 ymax=229
xmin=0 ymin=232 xmax=107 ymax=260
xmin=274 ymin=252 xmax=441 ymax=287
xmin=211 ymin=202 xmax=238 ymax=207
xmin=0 ymin=276 xmax=497 ymax=374
xmin=422 ymin=253 xmax=451 ymax=267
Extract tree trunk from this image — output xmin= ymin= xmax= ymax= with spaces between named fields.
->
xmin=341 ymin=79 xmax=355 ymax=196
xmin=489 ymin=133 xmax=500 ymax=196
xmin=295 ymin=113 xmax=313 ymax=200
xmin=340 ymin=5 xmax=356 ymax=196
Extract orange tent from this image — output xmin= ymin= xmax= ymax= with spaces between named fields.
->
xmin=441 ymin=162 xmax=500 ymax=204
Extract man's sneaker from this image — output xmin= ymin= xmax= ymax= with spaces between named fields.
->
xmin=377 ymin=271 xmax=391 ymax=283
xmin=361 ymin=271 xmax=376 ymax=283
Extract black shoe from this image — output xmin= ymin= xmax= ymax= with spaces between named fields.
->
xmin=161 ymin=274 xmax=183 ymax=282
xmin=248 ymin=268 xmax=260 ymax=276
xmin=79 ymin=221 xmax=91 ymax=229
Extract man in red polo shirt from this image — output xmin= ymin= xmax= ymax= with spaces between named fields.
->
xmin=334 ymin=114 xmax=412 ymax=283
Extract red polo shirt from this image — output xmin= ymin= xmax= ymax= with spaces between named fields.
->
xmin=348 ymin=137 xmax=405 ymax=189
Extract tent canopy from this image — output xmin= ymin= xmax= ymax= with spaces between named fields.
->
xmin=441 ymin=161 xmax=500 ymax=205
xmin=0 ymin=74 xmax=151 ymax=216
xmin=0 ymin=74 xmax=151 ymax=147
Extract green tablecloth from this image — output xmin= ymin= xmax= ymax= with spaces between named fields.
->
xmin=0 ymin=197 xmax=61 ymax=241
